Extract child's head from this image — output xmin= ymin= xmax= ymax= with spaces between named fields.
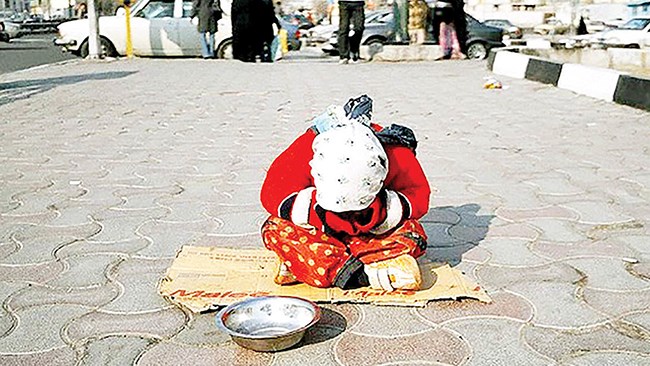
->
xmin=310 ymin=123 xmax=388 ymax=212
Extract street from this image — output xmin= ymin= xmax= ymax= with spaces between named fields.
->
xmin=0 ymin=33 xmax=77 ymax=74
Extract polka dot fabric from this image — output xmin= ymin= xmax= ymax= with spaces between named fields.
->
xmin=261 ymin=216 xmax=427 ymax=288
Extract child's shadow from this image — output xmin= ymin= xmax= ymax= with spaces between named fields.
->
xmin=420 ymin=203 xmax=494 ymax=267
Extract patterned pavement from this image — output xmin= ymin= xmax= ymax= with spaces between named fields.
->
xmin=0 ymin=54 xmax=649 ymax=365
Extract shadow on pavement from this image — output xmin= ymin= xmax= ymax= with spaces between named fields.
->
xmin=299 ymin=307 xmax=346 ymax=347
xmin=421 ymin=203 xmax=494 ymax=266
xmin=0 ymin=71 xmax=137 ymax=107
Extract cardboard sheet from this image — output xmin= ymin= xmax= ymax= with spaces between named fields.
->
xmin=159 ymin=246 xmax=491 ymax=312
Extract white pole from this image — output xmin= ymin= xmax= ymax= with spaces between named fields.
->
xmin=86 ymin=0 xmax=101 ymax=58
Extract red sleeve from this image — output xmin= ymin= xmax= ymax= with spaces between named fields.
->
xmin=260 ymin=130 xmax=316 ymax=216
xmin=383 ymin=146 xmax=431 ymax=220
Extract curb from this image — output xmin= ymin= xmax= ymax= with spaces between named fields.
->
xmin=487 ymin=48 xmax=650 ymax=111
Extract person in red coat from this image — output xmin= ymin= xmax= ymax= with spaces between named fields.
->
xmin=260 ymin=95 xmax=431 ymax=291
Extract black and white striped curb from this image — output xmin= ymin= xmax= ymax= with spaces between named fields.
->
xmin=487 ymin=49 xmax=650 ymax=112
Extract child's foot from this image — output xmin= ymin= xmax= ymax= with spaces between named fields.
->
xmin=274 ymin=262 xmax=299 ymax=285
xmin=364 ymin=254 xmax=422 ymax=291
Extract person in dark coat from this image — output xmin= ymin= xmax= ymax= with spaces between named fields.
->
xmin=258 ymin=0 xmax=280 ymax=62
xmin=191 ymin=0 xmax=221 ymax=58
xmin=231 ymin=0 xmax=279 ymax=62
xmin=577 ymin=16 xmax=588 ymax=35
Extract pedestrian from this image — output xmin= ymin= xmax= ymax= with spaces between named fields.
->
xmin=231 ymin=0 xmax=279 ymax=62
xmin=408 ymin=0 xmax=430 ymax=45
xmin=258 ymin=0 xmax=281 ymax=62
xmin=577 ymin=16 xmax=588 ymax=35
xmin=433 ymin=0 xmax=465 ymax=59
xmin=260 ymin=95 xmax=431 ymax=291
xmin=191 ymin=0 xmax=222 ymax=59
xmin=337 ymin=0 xmax=365 ymax=64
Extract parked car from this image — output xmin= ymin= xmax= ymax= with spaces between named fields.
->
xmin=483 ymin=19 xmax=522 ymax=39
xmin=55 ymin=0 xmax=299 ymax=59
xmin=594 ymin=16 xmax=650 ymax=48
xmin=585 ymin=19 xmax=608 ymax=33
xmin=464 ymin=14 xmax=506 ymax=59
xmin=323 ymin=11 xmax=504 ymax=60
xmin=0 ymin=19 xmax=21 ymax=40
xmin=533 ymin=18 xmax=569 ymax=35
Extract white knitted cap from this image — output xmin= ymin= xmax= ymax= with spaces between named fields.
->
xmin=310 ymin=123 xmax=388 ymax=212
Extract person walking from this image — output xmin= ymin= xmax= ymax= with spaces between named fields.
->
xmin=433 ymin=0 xmax=465 ymax=59
xmin=232 ymin=0 xmax=279 ymax=62
xmin=408 ymin=0 xmax=429 ymax=45
xmin=257 ymin=0 xmax=281 ymax=62
xmin=191 ymin=0 xmax=222 ymax=59
xmin=337 ymin=0 xmax=365 ymax=64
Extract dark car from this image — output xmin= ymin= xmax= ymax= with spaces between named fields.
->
xmin=324 ymin=11 xmax=503 ymax=60
xmin=483 ymin=18 xmax=523 ymax=39
xmin=464 ymin=14 xmax=505 ymax=59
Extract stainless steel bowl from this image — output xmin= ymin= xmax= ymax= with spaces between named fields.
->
xmin=215 ymin=296 xmax=321 ymax=352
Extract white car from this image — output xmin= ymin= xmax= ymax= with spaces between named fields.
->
xmin=596 ymin=17 xmax=650 ymax=48
xmin=55 ymin=0 xmax=234 ymax=58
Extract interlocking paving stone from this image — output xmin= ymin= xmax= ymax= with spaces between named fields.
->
xmin=526 ymin=218 xmax=585 ymax=242
xmin=0 ymin=260 xmax=65 ymax=284
xmin=113 ymin=185 xmax=184 ymax=210
xmin=103 ymin=257 xmax=173 ymax=312
xmin=335 ymin=328 xmax=470 ymax=365
xmin=495 ymin=205 xmax=579 ymax=223
xmin=565 ymin=258 xmax=650 ymax=291
xmin=88 ymin=214 xmax=158 ymax=244
xmin=523 ymin=323 xmax=650 ymax=363
xmin=560 ymin=201 xmax=635 ymax=225
xmin=478 ymin=237 xmax=549 ymax=266
xmin=78 ymin=336 xmax=152 ymax=366
xmin=203 ymin=210 xmax=268 ymax=236
xmin=485 ymin=222 xmax=539 ymax=240
xmin=5 ymin=184 xmax=87 ymax=217
xmin=0 ymin=346 xmax=76 ymax=366
xmin=3 ymin=222 xmax=101 ymax=264
xmin=171 ymin=312 xmax=230 ymax=346
xmin=524 ymin=176 xmax=585 ymax=196
xmin=444 ymin=318 xmax=550 ymax=365
xmin=569 ymin=352 xmax=650 ymax=366
xmin=417 ymin=291 xmax=533 ymax=323
xmin=272 ymin=304 xmax=359 ymax=366
xmin=632 ymin=261 xmax=650 ymax=279
xmin=509 ymin=281 xmax=607 ymax=327
xmin=48 ymin=254 xmax=120 ymax=289
xmin=531 ymin=238 xmax=639 ymax=261
xmin=56 ymin=237 xmax=151 ymax=257
xmin=7 ymin=283 xmax=118 ymax=310
xmin=136 ymin=342 xmax=273 ymax=366
xmin=346 ymin=306 xmax=431 ymax=337
xmin=65 ymin=308 xmax=186 ymax=345
xmin=469 ymin=183 xmax=545 ymax=209
xmin=0 ymin=304 xmax=89 ymax=353
xmin=622 ymin=312 xmax=650 ymax=333
xmin=136 ymin=220 xmax=222 ymax=257
xmin=583 ymin=288 xmax=650 ymax=316
xmin=0 ymin=282 xmax=24 ymax=337
xmin=618 ymin=235 xmax=650 ymax=255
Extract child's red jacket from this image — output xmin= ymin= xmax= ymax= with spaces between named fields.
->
xmin=260 ymin=124 xmax=430 ymax=236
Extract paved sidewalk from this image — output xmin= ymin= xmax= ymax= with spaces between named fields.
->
xmin=0 ymin=56 xmax=649 ymax=366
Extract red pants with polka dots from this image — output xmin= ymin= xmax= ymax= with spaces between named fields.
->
xmin=261 ymin=216 xmax=427 ymax=288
